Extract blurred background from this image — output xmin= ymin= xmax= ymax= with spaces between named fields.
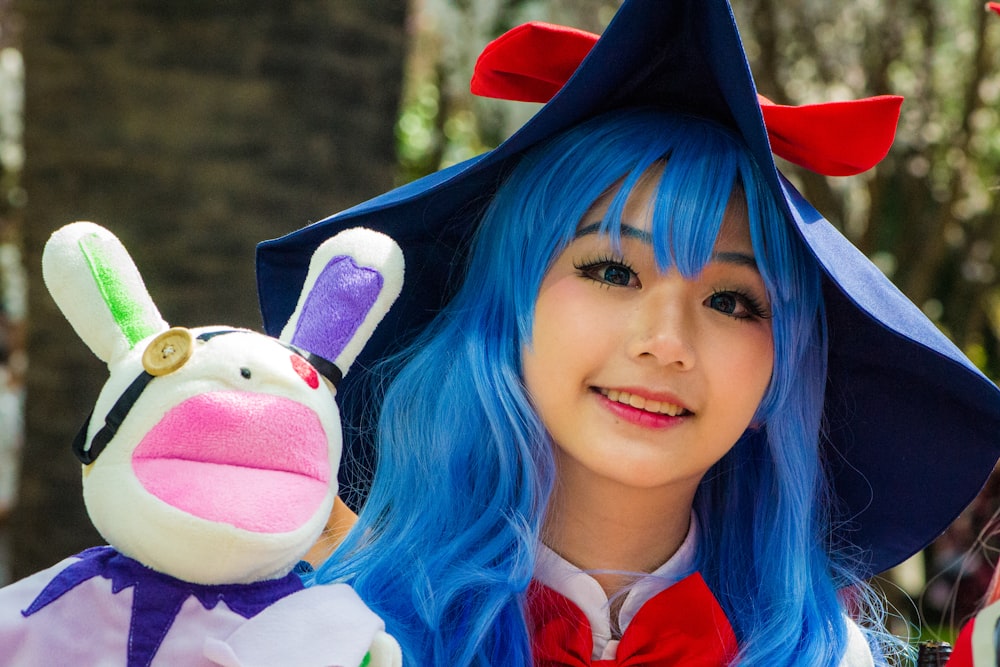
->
xmin=1 ymin=0 xmax=999 ymax=651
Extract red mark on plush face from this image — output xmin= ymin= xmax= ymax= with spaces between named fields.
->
xmin=291 ymin=354 xmax=320 ymax=389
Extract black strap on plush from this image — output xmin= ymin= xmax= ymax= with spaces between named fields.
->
xmin=195 ymin=329 xmax=235 ymax=343
xmin=293 ymin=348 xmax=342 ymax=388
xmin=72 ymin=370 xmax=155 ymax=464
xmin=72 ymin=329 xmax=343 ymax=465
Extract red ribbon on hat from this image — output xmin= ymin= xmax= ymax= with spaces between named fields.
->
xmin=528 ymin=573 xmax=738 ymax=666
xmin=470 ymin=22 xmax=903 ymax=177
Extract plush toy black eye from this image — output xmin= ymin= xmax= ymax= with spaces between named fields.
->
xmin=240 ymin=367 xmax=252 ymax=379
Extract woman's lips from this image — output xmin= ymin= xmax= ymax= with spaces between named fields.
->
xmin=597 ymin=387 xmax=689 ymax=416
xmin=593 ymin=387 xmax=691 ymax=428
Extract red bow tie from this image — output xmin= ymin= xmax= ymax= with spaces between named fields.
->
xmin=528 ymin=572 xmax=737 ymax=667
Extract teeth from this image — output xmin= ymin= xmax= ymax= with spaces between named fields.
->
xmin=599 ymin=388 xmax=685 ymax=416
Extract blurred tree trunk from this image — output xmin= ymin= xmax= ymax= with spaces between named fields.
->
xmin=11 ymin=1 xmax=408 ymax=578
xmin=399 ymin=0 xmax=623 ymax=178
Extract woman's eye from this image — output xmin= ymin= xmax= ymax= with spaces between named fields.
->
xmin=601 ymin=265 xmax=633 ymax=286
xmin=575 ymin=259 xmax=640 ymax=288
xmin=705 ymin=290 xmax=770 ymax=320
xmin=707 ymin=292 xmax=738 ymax=314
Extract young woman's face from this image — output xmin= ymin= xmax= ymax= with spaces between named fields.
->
xmin=521 ymin=174 xmax=774 ymax=494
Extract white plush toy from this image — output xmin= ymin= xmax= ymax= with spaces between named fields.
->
xmin=0 ymin=222 xmax=403 ymax=667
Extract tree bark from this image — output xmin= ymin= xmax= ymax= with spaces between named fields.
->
xmin=11 ymin=0 xmax=408 ymax=577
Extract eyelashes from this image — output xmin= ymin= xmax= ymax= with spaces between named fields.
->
xmin=737 ymin=290 xmax=771 ymax=320
xmin=573 ymin=254 xmax=640 ymax=288
xmin=571 ymin=253 xmax=772 ymax=321
xmin=705 ymin=289 xmax=772 ymax=321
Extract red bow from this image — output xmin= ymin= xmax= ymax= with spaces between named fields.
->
xmin=471 ymin=21 xmax=903 ymax=177
xmin=528 ymin=573 xmax=737 ymax=667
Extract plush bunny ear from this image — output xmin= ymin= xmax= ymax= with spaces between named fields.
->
xmin=278 ymin=228 xmax=404 ymax=385
xmin=42 ymin=222 xmax=168 ymax=364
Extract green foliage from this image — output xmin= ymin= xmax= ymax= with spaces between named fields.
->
xmin=395 ymin=0 xmax=617 ymax=185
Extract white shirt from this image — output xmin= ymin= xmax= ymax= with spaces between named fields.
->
xmin=535 ymin=516 xmax=700 ymax=661
xmin=534 ymin=516 xmax=874 ymax=666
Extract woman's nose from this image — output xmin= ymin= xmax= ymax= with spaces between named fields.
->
xmin=625 ymin=289 xmax=696 ymax=369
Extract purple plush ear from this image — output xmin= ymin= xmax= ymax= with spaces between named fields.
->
xmin=278 ymin=228 xmax=404 ymax=382
xmin=289 ymin=256 xmax=382 ymax=366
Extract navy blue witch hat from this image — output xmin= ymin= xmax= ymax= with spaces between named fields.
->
xmin=256 ymin=0 xmax=1000 ymax=577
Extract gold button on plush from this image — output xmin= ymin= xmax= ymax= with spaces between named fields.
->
xmin=142 ymin=327 xmax=194 ymax=376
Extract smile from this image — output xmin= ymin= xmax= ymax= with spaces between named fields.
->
xmin=598 ymin=388 xmax=687 ymax=416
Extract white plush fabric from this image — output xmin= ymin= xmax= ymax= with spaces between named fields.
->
xmin=42 ymin=221 xmax=167 ymax=363
xmin=80 ymin=326 xmax=341 ymax=585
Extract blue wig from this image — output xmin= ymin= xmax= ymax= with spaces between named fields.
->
xmin=315 ymin=109 xmax=883 ymax=666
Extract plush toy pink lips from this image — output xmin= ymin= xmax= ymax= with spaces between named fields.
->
xmin=132 ymin=391 xmax=331 ymax=533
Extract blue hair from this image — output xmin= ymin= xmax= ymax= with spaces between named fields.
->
xmin=315 ymin=109 xmax=884 ymax=665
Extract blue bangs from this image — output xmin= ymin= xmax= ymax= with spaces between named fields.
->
xmin=467 ymin=108 xmax=818 ymax=401
xmin=490 ymin=112 xmax=742 ymax=274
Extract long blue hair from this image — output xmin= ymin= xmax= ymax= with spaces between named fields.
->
xmin=314 ymin=109 xmax=884 ymax=665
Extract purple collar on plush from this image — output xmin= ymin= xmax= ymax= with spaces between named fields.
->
xmin=21 ymin=546 xmax=303 ymax=667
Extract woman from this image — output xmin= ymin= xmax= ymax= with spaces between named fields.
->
xmin=256 ymin=1 xmax=1000 ymax=664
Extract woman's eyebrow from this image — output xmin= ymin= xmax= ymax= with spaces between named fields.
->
xmin=574 ymin=222 xmax=652 ymax=243
xmin=713 ymin=251 xmax=759 ymax=271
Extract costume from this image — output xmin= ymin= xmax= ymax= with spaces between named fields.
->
xmin=0 ymin=548 xmax=387 ymax=666
xmin=254 ymin=0 xmax=1000 ymax=663
xmin=0 ymin=223 xmax=404 ymax=665
xmin=946 ymin=598 xmax=1000 ymax=666
xmin=947 ymin=612 xmax=987 ymax=666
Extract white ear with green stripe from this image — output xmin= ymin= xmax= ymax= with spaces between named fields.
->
xmin=42 ymin=222 xmax=169 ymax=365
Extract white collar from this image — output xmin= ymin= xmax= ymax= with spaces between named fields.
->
xmin=534 ymin=514 xmax=699 ymax=661
xmin=532 ymin=513 xmax=874 ymax=666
